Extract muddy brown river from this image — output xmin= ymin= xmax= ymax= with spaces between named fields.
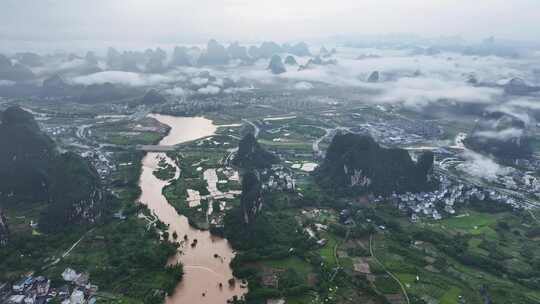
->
xmin=138 ymin=114 xmax=246 ymax=304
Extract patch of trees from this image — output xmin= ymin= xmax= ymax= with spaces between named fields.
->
xmin=224 ymin=207 xmax=310 ymax=257
xmin=469 ymin=197 xmax=514 ymax=213
xmin=223 ymin=191 xmax=313 ymax=303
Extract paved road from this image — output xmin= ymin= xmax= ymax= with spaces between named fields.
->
xmin=528 ymin=210 xmax=539 ymax=222
xmin=136 ymin=144 xmax=177 ymax=152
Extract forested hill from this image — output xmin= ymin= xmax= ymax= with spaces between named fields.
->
xmin=315 ymin=133 xmax=435 ymax=196
xmin=0 ymin=106 xmax=104 ymax=233
xmin=0 ymin=106 xmax=56 ymax=202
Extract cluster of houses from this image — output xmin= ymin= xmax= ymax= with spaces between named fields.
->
xmin=81 ymin=150 xmax=115 ymax=180
xmin=495 ymin=170 xmax=540 ymax=197
xmin=350 ymin=121 xmax=427 ymax=147
xmin=196 ymin=136 xmax=232 ymax=148
xmin=2 ymin=276 xmax=51 ymax=304
xmin=2 ymin=268 xmax=98 ymax=304
xmin=300 ymin=209 xmax=332 ymax=247
xmin=261 ymin=165 xmax=296 ymax=192
xmin=374 ymin=174 xmax=522 ymax=222
xmin=44 ymin=126 xmax=68 ymax=137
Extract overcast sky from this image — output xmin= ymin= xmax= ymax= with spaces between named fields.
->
xmin=2 ymin=0 xmax=540 ymax=46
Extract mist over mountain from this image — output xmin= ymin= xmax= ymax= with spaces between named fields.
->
xmin=284 ymin=55 xmax=298 ymax=66
xmin=0 ymin=54 xmax=35 ymax=82
xmin=41 ymin=74 xmax=73 ymax=97
xmin=367 ymin=71 xmax=380 ymax=83
xmin=268 ymin=55 xmax=287 ymax=75
xmin=227 ymin=42 xmax=250 ymax=61
xmin=284 ymin=42 xmax=312 ymax=57
xmin=503 ymin=78 xmax=540 ymax=96
xmin=465 ymin=111 xmax=532 ymax=162
xmin=198 ymin=39 xmax=230 ymax=66
xmin=141 ymin=89 xmax=167 ymax=104
xmin=170 ymin=46 xmax=192 ymax=67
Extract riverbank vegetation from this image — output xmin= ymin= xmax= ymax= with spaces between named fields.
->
xmin=162 ymin=145 xmax=241 ymax=230
xmin=0 ymin=127 xmax=183 ymax=304
xmin=153 ymin=157 xmax=176 ymax=181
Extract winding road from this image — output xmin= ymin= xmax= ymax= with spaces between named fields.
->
xmin=242 ymin=119 xmax=260 ymax=138
xmin=369 ymin=234 xmax=410 ymax=304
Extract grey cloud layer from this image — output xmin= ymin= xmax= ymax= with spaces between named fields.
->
xmin=62 ymin=46 xmax=539 ymax=109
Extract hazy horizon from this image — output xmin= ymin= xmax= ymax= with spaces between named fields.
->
xmin=2 ymin=0 xmax=540 ymax=52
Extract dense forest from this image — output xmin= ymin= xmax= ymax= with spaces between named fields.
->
xmin=0 ymin=106 xmax=104 ymax=233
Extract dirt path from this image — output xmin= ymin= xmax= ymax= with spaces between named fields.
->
xmin=369 ymin=234 xmax=410 ymax=304
xmin=42 ymin=228 xmax=95 ymax=270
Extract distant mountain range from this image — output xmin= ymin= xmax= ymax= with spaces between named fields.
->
xmin=0 ymin=106 xmax=104 ymax=233
xmin=315 ymin=133 xmax=435 ymax=196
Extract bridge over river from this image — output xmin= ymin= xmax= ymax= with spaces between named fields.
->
xmin=136 ymin=144 xmax=178 ymax=152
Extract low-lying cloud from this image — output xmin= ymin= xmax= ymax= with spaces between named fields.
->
xmin=475 ymin=128 xmax=524 ymax=140
xmin=374 ymin=77 xmax=502 ymax=109
xmin=457 ymin=150 xmax=514 ymax=181
xmin=71 ymin=71 xmax=172 ymax=86
xmin=293 ymin=81 xmax=314 ymax=90
xmin=0 ymin=80 xmax=15 ymax=86
xmin=197 ymin=85 xmax=220 ymax=95
xmin=164 ymin=86 xmax=185 ymax=96
xmin=54 ymin=46 xmax=540 ymax=113
xmin=191 ymin=77 xmax=209 ymax=86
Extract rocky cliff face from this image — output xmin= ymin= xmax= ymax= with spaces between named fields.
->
xmin=240 ymin=171 xmax=263 ymax=225
xmin=0 ymin=208 xmax=8 ymax=246
xmin=233 ymin=133 xmax=278 ymax=169
xmin=315 ymin=133 xmax=435 ymax=196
